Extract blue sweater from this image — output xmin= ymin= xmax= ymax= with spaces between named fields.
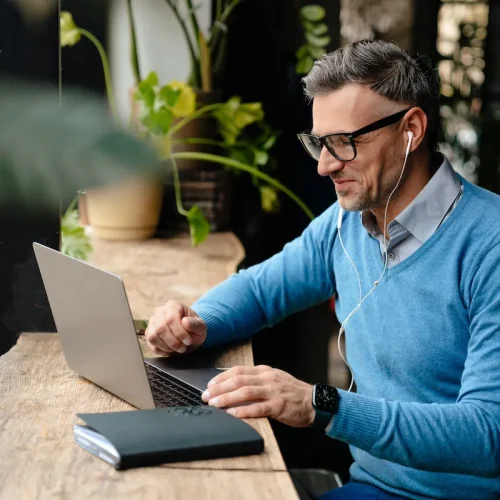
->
xmin=192 ymin=177 xmax=500 ymax=500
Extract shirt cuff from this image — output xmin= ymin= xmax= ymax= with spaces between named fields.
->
xmin=326 ymin=389 xmax=382 ymax=451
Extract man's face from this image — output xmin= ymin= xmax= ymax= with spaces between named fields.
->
xmin=312 ymin=84 xmax=407 ymax=212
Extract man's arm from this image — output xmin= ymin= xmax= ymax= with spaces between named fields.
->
xmin=327 ymin=243 xmax=500 ymax=477
xmin=192 ymin=204 xmax=339 ymax=349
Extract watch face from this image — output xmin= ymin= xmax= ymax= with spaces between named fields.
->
xmin=314 ymin=384 xmax=339 ymax=414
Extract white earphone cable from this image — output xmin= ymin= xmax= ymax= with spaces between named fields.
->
xmin=337 ymin=131 xmax=413 ymax=392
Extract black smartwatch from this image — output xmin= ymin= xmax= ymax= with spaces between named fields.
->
xmin=311 ymin=384 xmax=340 ymax=429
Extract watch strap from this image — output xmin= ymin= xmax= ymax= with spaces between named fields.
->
xmin=312 ymin=409 xmax=334 ymax=430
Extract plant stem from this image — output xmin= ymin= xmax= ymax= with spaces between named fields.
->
xmin=167 ymin=102 xmax=223 ymax=136
xmin=171 ymin=152 xmax=315 ymax=220
xmin=185 ymin=0 xmax=200 ymax=48
xmin=209 ymin=0 xmax=241 ymax=50
xmin=216 ymin=0 xmax=223 ymax=20
xmin=126 ymin=0 xmax=141 ymax=84
xmin=78 ymin=28 xmax=118 ymax=120
xmin=208 ymin=0 xmax=242 ymax=85
xmin=163 ymin=0 xmax=201 ymax=88
xmin=220 ymin=0 xmax=241 ymax=23
xmin=170 ymin=156 xmax=189 ymax=216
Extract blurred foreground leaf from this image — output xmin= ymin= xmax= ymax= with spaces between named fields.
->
xmin=0 ymin=79 xmax=163 ymax=210
xmin=60 ymin=206 xmax=93 ymax=261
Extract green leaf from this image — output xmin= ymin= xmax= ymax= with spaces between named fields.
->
xmin=254 ymin=149 xmax=268 ymax=166
xmin=305 ymin=33 xmax=331 ymax=47
xmin=61 ymin=208 xmax=93 ymax=261
xmin=262 ymin=133 xmax=277 ymax=151
xmin=143 ymin=108 xmax=173 ymax=135
xmin=308 ymin=45 xmax=326 ymax=59
xmin=296 ymin=56 xmax=314 ymax=74
xmin=156 ymin=108 xmax=174 ymax=134
xmin=213 ymin=97 xmax=264 ymax=145
xmin=296 ymin=45 xmax=309 ymax=59
xmin=136 ymin=81 xmax=155 ymax=110
xmin=60 ymin=12 xmax=81 ymax=47
xmin=187 ymin=205 xmax=210 ymax=246
xmin=160 ymin=85 xmax=181 ymax=108
xmin=260 ymin=186 xmax=280 ymax=213
xmin=258 ymin=124 xmax=278 ymax=151
xmin=302 ymin=20 xmax=316 ymax=32
xmin=312 ymin=23 xmax=328 ymax=36
xmin=144 ymin=71 xmax=159 ymax=87
xmin=300 ymin=5 xmax=325 ymax=22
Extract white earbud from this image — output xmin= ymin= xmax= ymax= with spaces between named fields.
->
xmin=337 ymin=207 xmax=344 ymax=229
xmin=406 ymin=130 xmax=413 ymax=154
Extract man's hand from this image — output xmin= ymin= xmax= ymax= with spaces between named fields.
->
xmin=144 ymin=300 xmax=206 ymax=357
xmin=201 ymin=365 xmax=315 ymax=427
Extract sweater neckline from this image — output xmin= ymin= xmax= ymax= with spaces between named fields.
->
xmin=366 ymin=176 xmax=471 ymax=280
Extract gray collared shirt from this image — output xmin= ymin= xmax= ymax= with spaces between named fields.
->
xmin=361 ymin=155 xmax=463 ymax=267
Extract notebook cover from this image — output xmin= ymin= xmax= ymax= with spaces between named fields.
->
xmin=77 ymin=406 xmax=264 ymax=469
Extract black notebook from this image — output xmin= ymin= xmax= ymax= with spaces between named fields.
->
xmin=75 ymin=406 xmax=264 ymax=470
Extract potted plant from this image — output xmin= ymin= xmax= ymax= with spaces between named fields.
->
xmin=60 ymin=9 xmax=314 ymax=248
xmin=60 ymin=10 xmax=165 ymax=243
xmin=152 ymin=1 xmax=329 ymax=228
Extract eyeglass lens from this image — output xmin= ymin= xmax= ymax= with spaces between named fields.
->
xmin=301 ymin=134 xmax=355 ymax=161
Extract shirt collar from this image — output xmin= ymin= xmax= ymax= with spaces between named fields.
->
xmin=361 ymin=154 xmax=462 ymax=243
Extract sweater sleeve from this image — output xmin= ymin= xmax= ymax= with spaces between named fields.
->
xmin=191 ymin=205 xmax=338 ymax=349
xmin=326 ymin=242 xmax=500 ymax=478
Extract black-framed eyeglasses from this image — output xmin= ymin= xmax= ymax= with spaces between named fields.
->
xmin=297 ymin=108 xmax=412 ymax=162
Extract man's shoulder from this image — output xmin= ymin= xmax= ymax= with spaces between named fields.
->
xmin=459 ymin=178 xmax=500 ymax=251
xmin=306 ymin=201 xmax=340 ymax=234
xmin=463 ymin=176 xmax=500 ymax=210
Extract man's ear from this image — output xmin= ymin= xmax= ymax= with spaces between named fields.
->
xmin=405 ymin=108 xmax=427 ymax=152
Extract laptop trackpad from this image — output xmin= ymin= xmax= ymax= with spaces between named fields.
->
xmin=145 ymin=357 xmax=223 ymax=392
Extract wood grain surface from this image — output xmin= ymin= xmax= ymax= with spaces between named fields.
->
xmin=0 ymin=233 xmax=297 ymax=499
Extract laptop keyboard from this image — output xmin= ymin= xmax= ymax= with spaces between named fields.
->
xmin=145 ymin=363 xmax=203 ymax=408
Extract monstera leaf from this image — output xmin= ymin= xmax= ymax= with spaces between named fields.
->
xmin=0 ymin=78 xmax=162 ymax=210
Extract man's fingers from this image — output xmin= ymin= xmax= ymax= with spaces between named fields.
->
xmin=146 ymin=339 xmax=173 ymax=357
xmin=181 ymin=316 xmax=205 ymax=337
xmin=159 ymin=324 xmax=187 ymax=354
xmin=226 ymin=402 xmax=274 ymax=420
xmin=166 ymin=314 xmax=193 ymax=349
xmin=208 ymin=365 xmax=271 ymax=387
xmin=206 ymin=386 xmax=269 ymax=409
xmin=155 ymin=303 xmax=191 ymax=353
xmin=162 ymin=317 xmax=191 ymax=352
xmin=201 ymin=375 xmax=263 ymax=402
xmin=145 ymin=316 xmax=173 ymax=355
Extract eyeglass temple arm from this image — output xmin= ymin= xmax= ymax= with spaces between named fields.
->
xmin=349 ymin=108 xmax=412 ymax=139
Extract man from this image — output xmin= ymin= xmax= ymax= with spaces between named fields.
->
xmin=145 ymin=40 xmax=500 ymax=499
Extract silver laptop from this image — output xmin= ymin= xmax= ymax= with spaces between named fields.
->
xmin=33 ymin=242 xmax=221 ymax=410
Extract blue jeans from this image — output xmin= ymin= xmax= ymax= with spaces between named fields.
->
xmin=318 ymin=482 xmax=407 ymax=499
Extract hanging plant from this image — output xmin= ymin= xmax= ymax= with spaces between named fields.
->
xmin=296 ymin=5 xmax=331 ymax=75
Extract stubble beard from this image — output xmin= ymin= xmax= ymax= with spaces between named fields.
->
xmin=335 ymin=163 xmax=403 ymax=213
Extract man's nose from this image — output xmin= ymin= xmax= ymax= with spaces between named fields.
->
xmin=317 ymin=147 xmax=345 ymax=177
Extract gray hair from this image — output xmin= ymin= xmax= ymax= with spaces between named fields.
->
xmin=302 ymin=40 xmax=441 ymax=152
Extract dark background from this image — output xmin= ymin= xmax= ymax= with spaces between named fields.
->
xmin=0 ymin=0 xmax=60 ymax=356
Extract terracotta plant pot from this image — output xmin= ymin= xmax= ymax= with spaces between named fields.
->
xmin=84 ymin=176 xmax=164 ymax=241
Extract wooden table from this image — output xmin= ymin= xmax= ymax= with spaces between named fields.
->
xmin=0 ymin=233 xmax=299 ymax=500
